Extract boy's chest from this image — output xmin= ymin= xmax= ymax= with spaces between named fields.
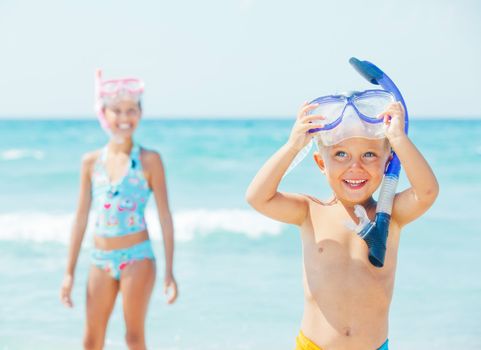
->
xmin=301 ymin=203 xmax=399 ymax=279
xmin=307 ymin=206 xmax=368 ymax=256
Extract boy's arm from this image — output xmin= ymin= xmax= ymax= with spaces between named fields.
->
xmin=391 ymin=135 xmax=438 ymax=226
xmin=246 ymin=103 xmax=324 ymax=226
xmin=246 ymin=143 xmax=310 ymax=225
xmin=382 ymin=103 xmax=439 ymax=227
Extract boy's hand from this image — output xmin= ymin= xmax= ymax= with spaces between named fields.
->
xmin=287 ymin=102 xmax=325 ymax=151
xmin=379 ymin=102 xmax=406 ymax=143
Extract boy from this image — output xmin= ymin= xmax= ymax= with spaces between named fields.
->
xmin=246 ymin=97 xmax=438 ymax=350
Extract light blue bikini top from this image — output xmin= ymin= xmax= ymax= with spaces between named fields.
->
xmin=91 ymin=143 xmax=152 ymax=237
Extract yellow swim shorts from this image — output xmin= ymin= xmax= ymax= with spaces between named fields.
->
xmin=295 ymin=331 xmax=389 ymax=350
xmin=295 ymin=330 xmax=322 ymax=350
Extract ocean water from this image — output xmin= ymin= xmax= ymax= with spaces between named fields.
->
xmin=0 ymin=118 xmax=480 ymax=349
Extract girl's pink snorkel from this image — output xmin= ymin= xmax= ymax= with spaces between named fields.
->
xmin=95 ymin=69 xmax=145 ymax=134
xmin=95 ymin=69 xmax=109 ymax=131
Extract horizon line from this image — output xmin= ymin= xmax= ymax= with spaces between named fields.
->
xmin=1 ymin=114 xmax=481 ymax=121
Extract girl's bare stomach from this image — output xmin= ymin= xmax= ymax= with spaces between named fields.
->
xmin=94 ymin=229 xmax=150 ymax=250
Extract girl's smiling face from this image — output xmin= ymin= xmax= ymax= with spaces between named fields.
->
xmin=103 ymin=99 xmax=141 ymax=138
xmin=314 ymin=138 xmax=391 ymax=205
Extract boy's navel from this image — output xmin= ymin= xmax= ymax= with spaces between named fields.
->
xmin=317 ymin=246 xmax=324 ymax=253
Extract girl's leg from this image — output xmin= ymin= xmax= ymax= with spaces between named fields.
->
xmin=120 ymin=259 xmax=156 ymax=350
xmin=84 ymin=266 xmax=119 ymax=350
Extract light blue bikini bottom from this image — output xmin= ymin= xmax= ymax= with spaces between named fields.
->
xmin=91 ymin=240 xmax=155 ymax=280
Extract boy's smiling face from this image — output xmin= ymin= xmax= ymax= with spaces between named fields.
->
xmin=314 ymin=137 xmax=391 ymax=206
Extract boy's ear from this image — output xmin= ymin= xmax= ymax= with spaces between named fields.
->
xmin=313 ymin=152 xmax=326 ymax=174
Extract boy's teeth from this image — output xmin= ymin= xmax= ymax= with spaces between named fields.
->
xmin=119 ymin=123 xmax=131 ymax=130
xmin=345 ymin=179 xmax=366 ymax=184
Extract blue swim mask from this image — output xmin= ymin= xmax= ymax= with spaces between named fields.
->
xmin=308 ymin=89 xmax=395 ymax=146
xmin=286 ymin=89 xmax=395 ymax=172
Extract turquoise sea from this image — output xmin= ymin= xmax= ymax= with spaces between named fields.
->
xmin=0 ymin=118 xmax=480 ymax=349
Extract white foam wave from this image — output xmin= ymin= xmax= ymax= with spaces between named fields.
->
xmin=0 ymin=149 xmax=45 ymax=161
xmin=0 ymin=209 xmax=283 ymax=244
xmin=171 ymin=209 xmax=283 ymax=241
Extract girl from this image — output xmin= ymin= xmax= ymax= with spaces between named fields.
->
xmin=60 ymin=70 xmax=178 ymax=350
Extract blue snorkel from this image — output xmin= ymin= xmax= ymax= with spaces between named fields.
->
xmin=349 ymin=57 xmax=409 ymax=267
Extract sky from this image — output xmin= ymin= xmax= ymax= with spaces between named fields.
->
xmin=0 ymin=0 xmax=480 ymax=119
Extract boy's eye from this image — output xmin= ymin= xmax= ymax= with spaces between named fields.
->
xmin=363 ymin=151 xmax=377 ymax=158
xmin=335 ymin=151 xmax=347 ymax=158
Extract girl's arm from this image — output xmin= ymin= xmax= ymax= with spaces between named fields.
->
xmin=381 ymin=103 xmax=439 ymax=227
xmin=246 ymin=103 xmax=324 ymax=226
xmin=147 ymin=151 xmax=177 ymax=304
xmin=61 ymin=153 xmax=94 ymax=307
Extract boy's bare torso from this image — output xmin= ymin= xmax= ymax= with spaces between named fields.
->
xmin=299 ymin=197 xmax=401 ymax=350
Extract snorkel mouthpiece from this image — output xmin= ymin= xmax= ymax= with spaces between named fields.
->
xmin=350 ymin=57 xmax=409 ymax=268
